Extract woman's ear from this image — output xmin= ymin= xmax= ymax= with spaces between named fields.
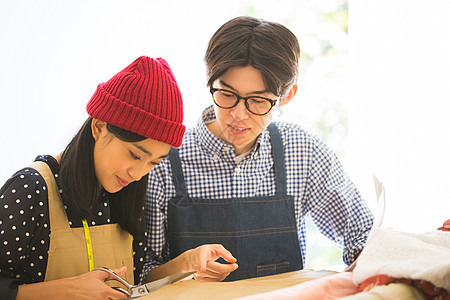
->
xmin=91 ymin=118 xmax=107 ymax=141
xmin=278 ymin=85 xmax=297 ymax=107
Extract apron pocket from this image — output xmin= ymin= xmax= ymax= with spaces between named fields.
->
xmin=256 ymin=261 xmax=291 ymax=277
xmin=121 ymin=256 xmax=134 ymax=284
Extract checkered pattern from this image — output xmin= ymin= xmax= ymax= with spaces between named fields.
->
xmin=141 ymin=106 xmax=373 ymax=282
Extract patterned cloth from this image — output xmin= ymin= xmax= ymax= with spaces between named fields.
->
xmin=353 ymin=228 xmax=450 ymax=293
xmin=142 ymin=106 xmax=374 ymax=282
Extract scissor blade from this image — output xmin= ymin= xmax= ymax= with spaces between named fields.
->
xmin=130 ymin=271 xmax=195 ymax=298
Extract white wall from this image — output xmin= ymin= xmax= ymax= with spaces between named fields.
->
xmin=0 ymin=0 xmax=246 ymax=181
xmin=1 ymin=0 xmax=448 ymax=234
xmin=347 ymin=0 xmax=450 ymax=233
xmin=0 ymin=0 xmax=347 ymax=184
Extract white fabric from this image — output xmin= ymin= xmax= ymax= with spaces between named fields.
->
xmin=353 ymin=228 xmax=450 ymax=291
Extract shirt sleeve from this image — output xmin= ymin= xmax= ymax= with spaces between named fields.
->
xmin=0 ymin=278 xmax=20 ymax=300
xmin=304 ymin=138 xmax=374 ymax=265
xmin=140 ymin=164 xmax=172 ymax=283
xmin=0 ymin=168 xmax=50 ymax=299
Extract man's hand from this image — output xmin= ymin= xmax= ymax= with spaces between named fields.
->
xmin=181 ymin=244 xmax=238 ymax=281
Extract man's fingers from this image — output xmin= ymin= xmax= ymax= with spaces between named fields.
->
xmin=207 ymin=261 xmax=238 ymax=274
xmin=194 ymin=273 xmax=227 ymax=282
xmin=210 ymin=244 xmax=237 ymax=263
xmin=194 ymin=269 xmax=229 ymax=282
xmin=193 ymin=244 xmax=237 ymax=275
xmin=193 ymin=260 xmax=238 ymax=282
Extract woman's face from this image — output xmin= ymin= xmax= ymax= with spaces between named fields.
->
xmin=92 ymin=120 xmax=171 ymax=193
xmin=207 ymin=66 xmax=276 ymax=155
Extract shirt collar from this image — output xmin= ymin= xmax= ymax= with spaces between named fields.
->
xmin=194 ymin=106 xmax=271 ymax=162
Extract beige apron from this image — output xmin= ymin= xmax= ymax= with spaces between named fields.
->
xmin=29 ymin=161 xmax=134 ymax=284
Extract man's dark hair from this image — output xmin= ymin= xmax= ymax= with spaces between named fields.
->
xmin=205 ymin=16 xmax=300 ymax=97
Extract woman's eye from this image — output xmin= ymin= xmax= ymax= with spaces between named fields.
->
xmin=130 ymin=151 xmax=141 ymax=160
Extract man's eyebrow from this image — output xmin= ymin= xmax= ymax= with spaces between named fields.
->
xmin=133 ymin=144 xmax=169 ymax=159
xmin=219 ymin=80 xmax=271 ymax=95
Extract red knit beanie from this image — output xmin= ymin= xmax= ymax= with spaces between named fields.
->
xmin=86 ymin=56 xmax=185 ymax=147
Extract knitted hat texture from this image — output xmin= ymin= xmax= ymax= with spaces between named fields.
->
xmin=86 ymin=56 xmax=185 ymax=147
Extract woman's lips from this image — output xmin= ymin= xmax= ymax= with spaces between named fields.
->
xmin=117 ymin=176 xmax=129 ymax=187
xmin=228 ymin=124 xmax=250 ymax=136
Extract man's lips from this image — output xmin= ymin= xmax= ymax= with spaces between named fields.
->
xmin=117 ymin=176 xmax=130 ymax=187
xmin=228 ymin=124 xmax=250 ymax=135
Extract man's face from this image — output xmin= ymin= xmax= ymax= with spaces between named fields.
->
xmin=207 ymin=66 xmax=276 ymax=155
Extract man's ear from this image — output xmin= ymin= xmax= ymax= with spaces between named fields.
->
xmin=278 ymin=85 xmax=297 ymax=107
xmin=91 ymin=118 xmax=107 ymax=141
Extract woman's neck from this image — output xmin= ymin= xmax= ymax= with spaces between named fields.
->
xmin=54 ymin=153 xmax=63 ymax=164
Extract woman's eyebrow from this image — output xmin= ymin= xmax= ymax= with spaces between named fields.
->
xmin=133 ymin=144 xmax=152 ymax=156
xmin=133 ymin=144 xmax=169 ymax=159
xmin=219 ymin=80 xmax=270 ymax=95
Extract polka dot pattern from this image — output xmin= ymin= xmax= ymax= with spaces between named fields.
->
xmin=1 ymin=156 xmax=148 ymax=295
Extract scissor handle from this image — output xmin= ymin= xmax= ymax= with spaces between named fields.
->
xmin=112 ymin=287 xmax=131 ymax=298
xmin=93 ymin=267 xmax=134 ymax=290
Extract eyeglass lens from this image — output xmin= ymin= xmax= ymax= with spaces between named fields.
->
xmin=213 ymin=90 xmax=273 ymax=115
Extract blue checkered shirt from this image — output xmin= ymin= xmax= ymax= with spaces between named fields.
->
xmin=141 ymin=106 xmax=373 ymax=282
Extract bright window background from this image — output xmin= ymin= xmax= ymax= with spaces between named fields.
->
xmin=347 ymin=0 xmax=450 ymax=235
xmin=1 ymin=0 xmax=448 ymax=270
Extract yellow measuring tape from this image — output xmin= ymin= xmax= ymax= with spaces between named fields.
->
xmin=82 ymin=219 xmax=94 ymax=271
xmin=82 ymin=219 xmax=134 ymax=272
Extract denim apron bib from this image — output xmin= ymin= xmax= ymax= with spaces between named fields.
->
xmin=167 ymin=123 xmax=303 ymax=281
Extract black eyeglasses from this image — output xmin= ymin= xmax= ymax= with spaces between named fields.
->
xmin=210 ymin=88 xmax=278 ymax=116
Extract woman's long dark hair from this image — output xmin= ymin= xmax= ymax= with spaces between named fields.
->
xmin=59 ymin=117 xmax=148 ymax=237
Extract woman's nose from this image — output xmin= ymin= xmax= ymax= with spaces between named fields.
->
xmin=128 ymin=163 xmax=153 ymax=182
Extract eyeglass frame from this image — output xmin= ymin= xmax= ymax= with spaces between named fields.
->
xmin=210 ymin=87 xmax=279 ymax=116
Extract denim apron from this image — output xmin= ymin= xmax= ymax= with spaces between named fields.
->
xmin=167 ymin=123 xmax=303 ymax=281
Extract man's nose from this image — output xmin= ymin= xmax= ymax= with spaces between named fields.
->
xmin=230 ymin=99 xmax=249 ymax=121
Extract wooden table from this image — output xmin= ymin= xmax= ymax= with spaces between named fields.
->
xmin=139 ymin=269 xmax=337 ymax=299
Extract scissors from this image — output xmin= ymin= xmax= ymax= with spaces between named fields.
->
xmin=93 ymin=267 xmax=195 ymax=298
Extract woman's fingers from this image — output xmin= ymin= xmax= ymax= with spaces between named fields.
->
xmin=62 ymin=270 xmax=132 ymax=300
xmin=91 ymin=266 xmax=127 ymax=282
xmin=111 ymin=266 xmax=127 ymax=277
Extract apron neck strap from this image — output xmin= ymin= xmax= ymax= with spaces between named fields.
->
xmin=169 ymin=123 xmax=288 ymax=196
xmin=267 ymin=123 xmax=287 ymax=195
xmin=169 ymin=148 xmax=188 ymax=197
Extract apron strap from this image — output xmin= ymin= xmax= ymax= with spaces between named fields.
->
xmin=168 ymin=148 xmax=188 ymax=197
xmin=28 ymin=161 xmax=70 ymax=230
xmin=267 ymin=123 xmax=288 ymax=195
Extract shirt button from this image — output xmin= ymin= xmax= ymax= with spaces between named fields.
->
xmin=223 ymin=146 xmax=231 ymax=151
xmin=213 ymin=153 xmax=220 ymax=161
xmin=235 ymin=167 xmax=241 ymax=174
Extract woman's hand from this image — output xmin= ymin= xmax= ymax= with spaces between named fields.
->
xmin=63 ymin=266 xmax=129 ymax=299
xmin=16 ymin=267 xmax=129 ymax=300
xmin=180 ymin=244 xmax=238 ymax=282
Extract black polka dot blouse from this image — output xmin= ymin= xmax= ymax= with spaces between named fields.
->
xmin=0 ymin=155 xmax=148 ymax=300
